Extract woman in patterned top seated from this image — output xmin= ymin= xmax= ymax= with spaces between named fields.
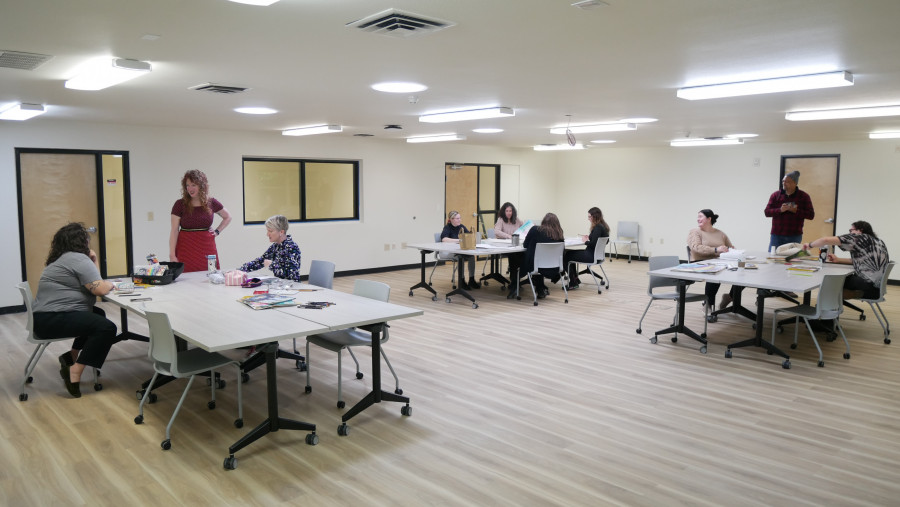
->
xmin=238 ymin=215 xmax=302 ymax=282
xmin=803 ymin=220 xmax=890 ymax=299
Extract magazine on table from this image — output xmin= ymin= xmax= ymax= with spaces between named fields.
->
xmin=670 ymin=262 xmax=728 ymax=274
xmin=238 ymin=293 xmax=296 ymax=310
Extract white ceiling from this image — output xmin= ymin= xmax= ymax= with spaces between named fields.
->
xmin=3 ymin=0 xmax=900 ymax=149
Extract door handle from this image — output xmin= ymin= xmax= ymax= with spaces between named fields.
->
xmin=824 ymin=218 xmax=834 ymax=224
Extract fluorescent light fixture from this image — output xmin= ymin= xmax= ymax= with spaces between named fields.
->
xmin=550 ymin=123 xmax=635 ymax=134
xmin=419 ymin=107 xmax=514 ymax=123
xmin=620 ymin=117 xmax=658 ymax=124
xmin=590 ymin=140 xmax=616 ymax=144
xmin=65 ymin=58 xmax=152 ymax=90
xmin=786 ymin=104 xmax=900 ymax=121
xmin=234 ymin=107 xmax=277 ymax=115
xmin=724 ymin=133 xmax=758 ymax=138
xmin=534 ymin=143 xmax=585 ymax=151
xmin=472 ymin=128 xmax=503 ymax=134
xmin=228 ymin=0 xmax=280 ymax=5
xmin=0 ymin=103 xmax=46 ymax=121
xmin=677 ymin=71 xmax=853 ymax=100
xmin=371 ymin=82 xmax=427 ymax=93
xmin=572 ymin=0 xmax=609 ymax=9
xmin=869 ymin=131 xmax=900 ymax=139
xmin=282 ymin=125 xmax=342 ymax=136
xmin=670 ymin=138 xmax=744 ymax=147
xmin=406 ymin=134 xmax=466 ymax=143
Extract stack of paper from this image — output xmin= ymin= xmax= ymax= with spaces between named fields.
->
xmin=671 ymin=263 xmax=727 ymax=274
xmin=238 ymin=293 xmax=296 ymax=310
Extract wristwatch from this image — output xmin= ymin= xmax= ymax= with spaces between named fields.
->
xmin=214 ymin=229 xmax=220 ymax=236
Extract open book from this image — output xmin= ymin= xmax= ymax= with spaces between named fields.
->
xmin=670 ymin=262 xmax=728 ymax=274
xmin=513 ymin=220 xmax=534 ymax=239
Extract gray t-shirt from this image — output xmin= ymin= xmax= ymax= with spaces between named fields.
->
xmin=32 ymin=252 xmax=102 ymax=313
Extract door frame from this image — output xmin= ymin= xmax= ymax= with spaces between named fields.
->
xmin=15 ymin=147 xmax=134 ymax=280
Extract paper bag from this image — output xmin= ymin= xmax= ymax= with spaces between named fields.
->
xmin=459 ymin=232 xmax=476 ymax=250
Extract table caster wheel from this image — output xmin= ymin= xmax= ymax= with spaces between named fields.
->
xmin=134 ymin=415 xmax=143 ymax=424
xmin=782 ymin=360 xmax=791 ymax=369
xmin=432 ymin=295 xmax=437 ymax=302
xmin=701 ymin=333 xmax=707 ymax=339
xmin=161 ymin=439 xmax=171 ymax=450
xmin=725 ymin=349 xmax=733 ymax=358
xmin=356 ymin=372 xmax=364 ymax=379
xmin=306 ymin=433 xmax=319 ymax=445
xmin=843 ymin=353 xmax=850 ymax=359
xmin=338 ymin=423 xmax=350 ymax=436
xmin=395 ymin=388 xmax=403 ymax=395
xmin=885 ymin=337 xmax=891 ymax=344
xmin=500 ymin=285 xmax=506 ymax=291
xmin=337 ymin=400 xmax=345 ymax=409
xmin=473 ymin=303 xmax=478 ymax=309
xmin=305 ymin=385 xmax=312 ymax=394
xmin=234 ymin=418 xmax=243 ymax=428
xmin=533 ymin=302 xmax=538 ymax=306
xmin=790 ymin=343 xmax=797 ymax=350
xmin=483 ymin=281 xmax=489 ymax=286
xmin=241 ymin=372 xmax=250 ymax=383
xmin=224 ymin=456 xmax=237 ymax=470
xmin=636 ymin=328 xmax=642 ymax=334
xmin=649 ymin=336 xmax=658 ymax=344
xmin=297 ymin=361 xmax=307 ymax=372
xmin=817 ymin=360 xmax=825 ymax=367
xmin=445 ymin=297 xmax=451 ymax=303
xmin=208 ymin=400 xmax=216 ymax=410
xmin=707 ymin=315 xmax=718 ymax=323
xmin=401 ymin=405 xmax=412 ymax=416
xmin=700 ymin=345 xmax=707 ymax=354
xmin=408 ymin=290 xmax=413 ymax=297
xmin=859 ymin=314 xmax=866 ymax=321
xmin=671 ymin=336 xmax=678 ymax=343
xmin=26 ymin=376 xmax=33 ymax=384
xmin=94 ymin=383 xmax=103 ymax=391
xmin=19 ymin=393 xmax=28 ymax=401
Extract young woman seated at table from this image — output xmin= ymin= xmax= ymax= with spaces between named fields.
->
xmin=441 ymin=210 xmax=479 ymax=290
xmin=687 ymin=209 xmax=744 ymax=311
xmin=563 ymin=206 xmax=610 ymax=289
xmin=237 ymin=215 xmax=302 ymax=282
xmin=506 ymin=213 xmax=565 ymax=299
xmin=803 ymin=220 xmax=890 ymax=299
xmin=493 ymin=202 xmax=524 ymax=239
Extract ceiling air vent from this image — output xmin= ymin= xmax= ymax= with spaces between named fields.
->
xmin=347 ymin=9 xmax=455 ymax=38
xmin=189 ymin=83 xmax=250 ymax=94
xmin=0 ymin=50 xmax=53 ymax=70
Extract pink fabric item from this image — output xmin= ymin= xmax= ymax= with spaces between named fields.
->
xmin=225 ymin=270 xmax=247 ymax=286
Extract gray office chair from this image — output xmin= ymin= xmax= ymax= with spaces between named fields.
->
xmin=772 ymin=273 xmax=850 ymax=367
xmin=304 ymin=280 xmax=402 ymax=408
xmin=135 ymin=310 xmax=244 ymax=450
xmin=567 ymin=236 xmax=610 ymax=293
xmin=480 ymin=228 xmax=498 ymax=279
xmin=609 ymin=221 xmax=641 ymax=262
xmin=636 ymin=256 xmax=708 ymax=337
xmin=15 ymin=282 xmax=100 ymax=401
xmin=292 ymin=259 xmax=337 ymax=364
xmin=518 ymin=242 xmax=569 ymax=306
xmin=429 ymin=232 xmax=459 ymax=289
xmin=848 ymin=261 xmax=894 ymax=344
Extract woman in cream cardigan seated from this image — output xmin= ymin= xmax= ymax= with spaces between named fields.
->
xmin=687 ymin=208 xmax=743 ymax=312
xmin=493 ymin=202 xmax=524 ymax=239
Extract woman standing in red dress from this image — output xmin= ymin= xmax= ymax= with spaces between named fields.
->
xmin=169 ymin=169 xmax=232 ymax=272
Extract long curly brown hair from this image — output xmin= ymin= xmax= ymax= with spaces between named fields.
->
xmin=46 ymin=222 xmax=91 ymax=266
xmin=588 ymin=207 xmax=610 ymax=232
xmin=180 ymin=169 xmax=210 ymax=215
xmin=538 ymin=213 xmax=565 ymax=241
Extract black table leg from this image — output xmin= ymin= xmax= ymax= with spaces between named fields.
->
xmin=479 ymin=254 xmax=510 ymax=288
xmin=652 ymin=280 xmax=708 ymax=353
xmin=408 ymin=250 xmax=438 ymax=300
xmin=445 ymin=255 xmax=477 ymax=308
xmin=226 ymin=343 xmax=316 ymax=469
xmin=710 ymin=288 xmax=756 ymax=322
xmin=725 ymin=288 xmax=791 ymax=368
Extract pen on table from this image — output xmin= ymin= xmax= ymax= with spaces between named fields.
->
xmin=132 ymin=297 xmax=152 ymax=301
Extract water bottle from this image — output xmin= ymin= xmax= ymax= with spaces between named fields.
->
xmin=819 ymin=247 xmax=828 ymax=264
xmin=207 ymin=254 xmax=217 ymax=274
xmin=511 ymin=234 xmax=520 ymax=247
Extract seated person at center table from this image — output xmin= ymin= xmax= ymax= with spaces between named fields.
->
xmin=506 ymin=212 xmax=566 ymax=299
xmin=237 ymin=214 xmax=302 ymax=282
xmin=687 ymin=208 xmax=744 ymax=311
xmin=563 ymin=206 xmax=609 ymax=290
xmin=803 ymin=220 xmax=890 ymax=299
xmin=441 ymin=210 xmax=479 ymax=289
xmin=493 ymin=202 xmax=524 ymax=239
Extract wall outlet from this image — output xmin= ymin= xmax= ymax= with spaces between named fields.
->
xmin=401 ymin=242 xmax=407 ymax=249
xmin=147 ymin=211 xmax=154 ymax=221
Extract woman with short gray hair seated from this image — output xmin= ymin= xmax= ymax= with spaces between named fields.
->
xmin=238 ymin=214 xmax=302 ymax=281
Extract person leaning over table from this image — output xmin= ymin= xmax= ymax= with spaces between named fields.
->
xmin=505 ymin=212 xmax=566 ymax=299
xmin=32 ymin=223 xmax=118 ymax=398
xmin=237 ymin=215 xmax=302 ymax=282
xmin=764 ymin=170 xmax=815 ymax=251
xmin=687 ymin=209 xmax=744 ymax=312
xmin=563 ymin=206 xmax=610 ymax=289
xmin=803 ymin=220 xmax=890 ymax=299
xmin=493 ymin=201 xmax=524 ymax=239
xmin=441 ymin=210 xmax=479 ymax=290
xmin=169 ymin=169 xmax=232 ymax=272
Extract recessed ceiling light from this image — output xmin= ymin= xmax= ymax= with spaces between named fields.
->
xmin=620 ymin=117 xmax=658 ymax=124
xmin=534 ymin=143 xmax=585 ymax=151
xmin=0 ymin=103 xmax=46 ymax=121
xmin=869 ymin=131 xmax=900 ymax=139
xmin=670 ymin=138 xmax=744 ymax=147
xmin=234 ymin=107 xmax=278 ymax=115
xmin=472 ymin=128 xmax=503 ymax=134
xmin=372 ymin=82 xmax=428 ymax=93
xmin=590 ymin=140 xmax=616 ymax=144
xmin=65 ymin=57 xmax=152 ymax=91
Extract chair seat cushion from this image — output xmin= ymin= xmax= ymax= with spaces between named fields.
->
xmin=307 ymin=329 xmax=372 ymax=351
xmin=170 ymin=348 xmax=235 ymax=376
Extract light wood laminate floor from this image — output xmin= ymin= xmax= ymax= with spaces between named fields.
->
xmin=2 ymin=260 xmax=899 ymax=506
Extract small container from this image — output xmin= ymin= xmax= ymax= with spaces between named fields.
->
xmin=511 ymin=234 xmax=520 ymax=247
xmin=207 ymin=254 xmax=217 ymax=274
xmin=819 ymin=247 xmax=828 ymax=263
xmin=146 ymin=253 xmax=158 ymax=264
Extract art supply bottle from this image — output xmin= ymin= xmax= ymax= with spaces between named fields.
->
xmin=207 ymin=254 xmax=217 ymax=274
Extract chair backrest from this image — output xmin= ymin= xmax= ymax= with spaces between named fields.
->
xmin=876 ymin=261 xmax=895 ymax=299
xmin=592 ymin=237 xmax=610 ymax=263
xmin=308 ymin=260 xmax=335 ymax=289
xmin=816 ymin=274 xmax=849 ymax=319
xmin=532 ymin=242 xmax=565 ymax=272
xmin=486 ymin=228 xmax=496 ymax=239
xmin=617 ymin=221 xmax=639 ymax=240
xmin=434 ymin=232 xmax=455 ymax=260
xmin=16 ymin=282 xmax=36 ymax=339
xmin=647 ymin=256 xmax=680 ymax=293
xmin=353 ymin=279 xmax=391 ymax=303
xmin=144 ymin=310 xmax=181 ymax=375
xmin=686 ymin=245 xmax=693 ymax=262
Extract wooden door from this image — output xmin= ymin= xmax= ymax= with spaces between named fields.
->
xmin=445 ymin=164 xmax=478 ymax=232
xmin=781 ymin=155 xmax=839 ymax=244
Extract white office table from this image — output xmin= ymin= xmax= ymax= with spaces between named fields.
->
xmin=105 ymin=272 xmax=422 ymax=468
xmin=408 ymin=238 xmax=584 ymax=308
xmin=649 ymin=257 xmax=851 ymax=368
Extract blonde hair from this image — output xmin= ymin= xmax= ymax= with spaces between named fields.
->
xmin=265 ymin=215 xmax=289 ymax=233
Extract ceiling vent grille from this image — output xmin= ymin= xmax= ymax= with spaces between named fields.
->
xmin=346 ymin=9 xmax=455 ymax=38
xmin=0 ymin=50 xmax=53 ymax=71
xmin=189 ymin=83 xmax=250 ymax=94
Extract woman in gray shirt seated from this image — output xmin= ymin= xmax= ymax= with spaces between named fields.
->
xmin=32 ymin=223 xmax=118 ymax=398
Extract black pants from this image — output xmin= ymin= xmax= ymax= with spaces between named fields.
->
xmin=704 ymin=283 xmax=745 ymax=306
xmin=33 ymin=306 xmax=118 ymax=369
xmin=564 ymin=249 xmax=594 ymax=281
xmin=845 ymin=273 xmax=879 ymax=299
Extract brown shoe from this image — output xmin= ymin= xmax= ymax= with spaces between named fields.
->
xmin=719 ymin=293 xmax=732 ymax=310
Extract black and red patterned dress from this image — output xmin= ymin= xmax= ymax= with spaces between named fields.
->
xmin=171 ymin=198 xmax=223 ymax=272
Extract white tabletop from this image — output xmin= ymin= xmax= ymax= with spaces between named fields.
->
xmin=650 ymin=257 xmax=852 ymax=293
xmin=408 ymin=237 xmax=584 ymax=256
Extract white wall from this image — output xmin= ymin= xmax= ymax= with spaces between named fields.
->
xmin=0 ymin=120 xmax=556 ymax=307
xmin=3 ymin=120 xmax=898 ymax=308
